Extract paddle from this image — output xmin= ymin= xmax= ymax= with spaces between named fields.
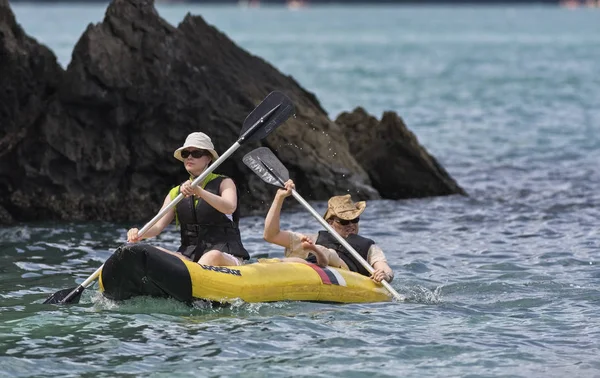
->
xmin=44 ymin=91 xmax=295 ymax=305
xmin=243 ymin=147 xmax=405 ymax=301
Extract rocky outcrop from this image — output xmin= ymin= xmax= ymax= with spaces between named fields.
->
xmin=0 ymin=0 xmax=64 ymax=223
xmin=336 ymin=108 xmax=466 ymax=199
xmin=0 ymin=0 xmax=465 ymax=225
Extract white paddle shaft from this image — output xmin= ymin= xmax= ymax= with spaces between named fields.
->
xmin=78 ymin=142 xmax=243 ymax=290
xmin=291 ymin=190 xmax=405 ymax=301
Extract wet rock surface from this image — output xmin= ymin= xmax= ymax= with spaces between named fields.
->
xmin=0 ymin=0 xmax=465 ymax=225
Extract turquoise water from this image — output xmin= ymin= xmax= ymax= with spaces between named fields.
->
xmin=2 ymin=4 xmax=600 ymax=377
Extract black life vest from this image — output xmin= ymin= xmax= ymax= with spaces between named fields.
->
xmin=175 ymin=176 xmax=249 ymax=262
xmin=307 ymin=231 xmax=374 ymax=277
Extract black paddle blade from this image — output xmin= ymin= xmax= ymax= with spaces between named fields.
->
xmin=240 ymin=91 xmax=295 ymax=143
xmin=243 ymin=147 xmax=290 ymax=187
xmin=43 ymin=285 xmax=84 ymax=305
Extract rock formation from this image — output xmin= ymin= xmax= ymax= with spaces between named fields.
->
xmin=0 ymin=0 xmax=465 ymax=225
xmin=0 ymin=0 xmax=64 ymax=223
xmin=336 ymin=108 xmax=466 ymax=199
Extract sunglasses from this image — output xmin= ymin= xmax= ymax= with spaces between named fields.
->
xmin=181 ymin=149 xmax=209 ymax=159
xmin=334 ymin=217 xmax=360 ymax=226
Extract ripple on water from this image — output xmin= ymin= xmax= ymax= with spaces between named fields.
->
xmin=2 ymin=4 xmax=600 ymax=376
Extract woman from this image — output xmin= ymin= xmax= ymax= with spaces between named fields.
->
xmin=127 ymin=132 xmax=249 ymax=266
xmin=263 ymin=180 xmax=394 ymax=283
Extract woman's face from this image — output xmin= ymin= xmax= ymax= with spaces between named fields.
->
xmin=181 ymin=148 xmax=211 ymax=176
xmin=328 ymin=217 xmax=360 ymax=238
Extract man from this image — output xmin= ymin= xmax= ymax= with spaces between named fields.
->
xmin=263 ymin=180 xmax=394 ymax=283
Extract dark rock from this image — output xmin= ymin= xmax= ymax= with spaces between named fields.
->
xmin=0 ymin=0 xmax=64 ymax=223
xmin=336 ymin=108 xmax=466 ymax=198
xmin=0 ymin=0 xmax=465 ymax=225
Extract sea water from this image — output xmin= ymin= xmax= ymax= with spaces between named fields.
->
xmin=1 ymin=4 xmax=600 ymax=377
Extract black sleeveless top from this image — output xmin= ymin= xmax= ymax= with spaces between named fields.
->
xmin=175 ymin=176 xmax=249 ymax=262
xmin=305 ymin=231 xmax=374 ymax=276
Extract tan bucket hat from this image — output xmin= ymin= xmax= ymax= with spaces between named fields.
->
xmin=173 ymin=132 xmax=219 ymax=162
xmin=323 ymin=194 xmax=366 ymax=221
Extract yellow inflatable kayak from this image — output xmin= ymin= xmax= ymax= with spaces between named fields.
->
xmin=99 ymin=243 xmax=391 ymax=304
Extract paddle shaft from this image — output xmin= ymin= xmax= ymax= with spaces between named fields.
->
xmin=291 ymin=190 xmax=405 ymax=301
xmin=138 ymin=103 xmax=280 ymax=238
xmin=58 ymin=104 xmax=281 ymax=303
xmin=58 ymin=142 xmax=242 ymax=303
xmin=252 ymin=155 xmax=404 ymax=300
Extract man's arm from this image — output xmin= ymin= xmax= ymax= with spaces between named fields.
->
xmin=368 ymin=245 xmax=394 ymax=283
xmin=263 ymin=180 xmax=295 ymax=248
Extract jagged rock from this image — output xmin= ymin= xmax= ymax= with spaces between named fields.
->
xmin=336 ymin=108 xmax=466 ymax=198
xmin=0 ymin=0 xmax=464 ymax=225
xmin=0 ymin=0 xmax=65 ymax=223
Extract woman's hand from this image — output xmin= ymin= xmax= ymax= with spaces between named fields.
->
xmin=180 ymin=181 xmax=201 ymax=198
xmin=127 ymin=228 xmax=141 ymax=243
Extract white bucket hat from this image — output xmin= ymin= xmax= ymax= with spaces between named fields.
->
xmin=173 ymin=132 xmax=219 ymax=162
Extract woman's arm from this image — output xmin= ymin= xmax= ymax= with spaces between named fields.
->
xmin=180 ymin=178 xmax=238 ymax=215
xmin=201 ymin=178 xmax=238 ymax=214
xmin=127 ymin=194 xmax=175 ymax=242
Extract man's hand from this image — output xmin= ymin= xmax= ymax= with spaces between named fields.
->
xmin=301 ymin=236 xmax=328 ymax=267
xmin=370 ymin=268 xmax=391 ymax=283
